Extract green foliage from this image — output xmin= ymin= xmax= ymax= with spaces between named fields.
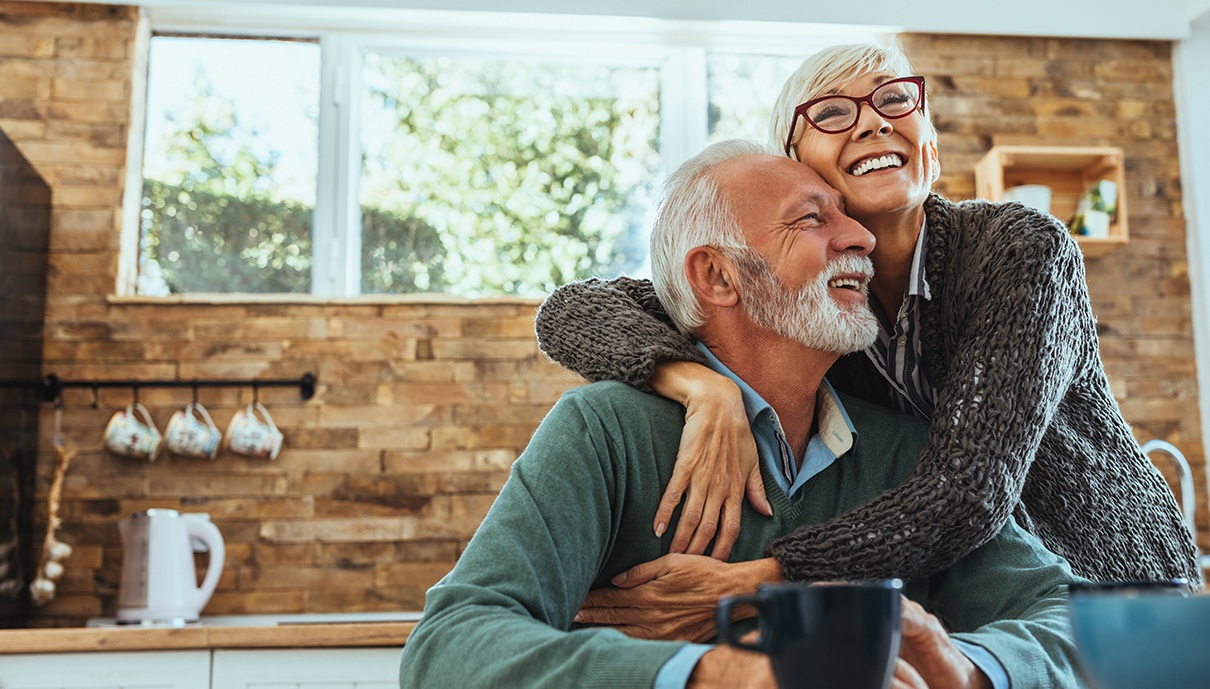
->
xmin=140 ymin=82 xmax=312 ymax=294
xmin=141 ymin=179 xmax=311 ymax=293
xmin=141 ymin=52 xmax=660 ymax=297
xmin=358 ymin=54 xmax=660 ymax=297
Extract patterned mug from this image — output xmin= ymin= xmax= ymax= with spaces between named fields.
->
xmin=224 ymin=402 xmax=283 ymax=461
xmin=164 ymin=402 xmax=222 ymax=460
xmin=103 ymin=403 xmax=163 ymax=462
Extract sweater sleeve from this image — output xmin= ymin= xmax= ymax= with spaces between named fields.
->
xmin=769 ymin=207 xmax=1086 ymax=582
xmin=934 ymin=518 xmax=1088 ymax=689
xmin=399 ymin=390 xmax=686 ymax=689
xmin=534 ymin=276 xmax=707 ymax=391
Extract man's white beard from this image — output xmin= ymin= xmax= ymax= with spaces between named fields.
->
xmin=739 ymin=253 xmax=879 ymax=355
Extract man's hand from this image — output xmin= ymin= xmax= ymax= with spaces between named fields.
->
xmin=649 ymin=361 xmax=772 ymax=560
xmin=898 ymin=597 xmax=993 ymax=689
xmin=891 ymin=658 xmax=930 ymax=689
xmin=688 ymin=646 xmax=776 ymax=689
xmin=575 ymin=554 xmax=782 ymax=642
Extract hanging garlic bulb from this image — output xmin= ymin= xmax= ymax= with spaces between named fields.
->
xmin=43 ymin=560 xmax=64 ymax=580
xmin=46 ymin=540 xmax=72 ymax=562
xmin=29 ymin=577 xmax=56 ymax=605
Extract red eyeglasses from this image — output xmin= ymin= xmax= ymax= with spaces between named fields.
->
xmin=783 ymin=76 xmax=926 ymax=157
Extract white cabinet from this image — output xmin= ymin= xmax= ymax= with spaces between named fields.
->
xmin=210 ymin=649 xmax=401 ymax=689
xmin=0 ymin=649 xmax=401 ymax=689
xmin=0 ymin=650 xmax=210 ymax=689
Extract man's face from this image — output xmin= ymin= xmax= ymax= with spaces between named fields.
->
xmin=732 ymin=249 xmax=878 ymax=355
xmin=712 ymin=155 xmax=878 ymax=353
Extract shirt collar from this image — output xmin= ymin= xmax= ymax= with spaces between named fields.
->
xmin=907 ymin=218 xmax=932 ymax=301
xmin=693 ymin=341 xmax=857 ymax=458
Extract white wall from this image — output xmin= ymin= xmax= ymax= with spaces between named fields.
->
xmin=59 ymin=0 xmax=1200 ymax=39
xmin=1177 ymin=7 xmax=1210 ymax=507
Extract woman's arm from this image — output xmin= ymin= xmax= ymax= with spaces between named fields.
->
xmin=767 ymin=211 xmax=1087 ymax=581
xmin=650 ymin=362 xmax=770 ymax=559
xmin=534 ymin=276 xmax=706 ymax=391
xmin=536 ymin=277 xmax=768 ymax=559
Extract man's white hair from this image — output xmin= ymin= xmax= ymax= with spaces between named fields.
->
xmin=768 ymin=41 xmax=933 ymax=160
xmin=649 ymin=139 xmax=766 ymax=333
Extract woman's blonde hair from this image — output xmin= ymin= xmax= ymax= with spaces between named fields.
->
xmin=768 ymin=41 xmax=933 ymax=160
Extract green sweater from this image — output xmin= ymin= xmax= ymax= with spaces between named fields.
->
xmin=399 ymin=381 xmax=1086 ymax=689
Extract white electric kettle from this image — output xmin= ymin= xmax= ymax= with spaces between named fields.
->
xmin=116 ymin=509 xmax=225 ymax=624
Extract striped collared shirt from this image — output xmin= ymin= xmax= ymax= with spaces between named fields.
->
xmin=863 ymin=221 xmax=938 ymax=419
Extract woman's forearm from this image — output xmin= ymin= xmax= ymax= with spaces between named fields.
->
xmin=534 ymin=277 xmax=705 ymax=391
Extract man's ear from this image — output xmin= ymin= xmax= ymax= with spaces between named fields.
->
xmin=684 ymin=246 xmax=740 ymax=308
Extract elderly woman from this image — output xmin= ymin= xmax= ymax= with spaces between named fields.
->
xmin=535 ymin=41 xmax=1199 ymax=637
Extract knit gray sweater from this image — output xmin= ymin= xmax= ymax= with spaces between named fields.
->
xmin=534 ymin=193 xmax=1201 ymax=586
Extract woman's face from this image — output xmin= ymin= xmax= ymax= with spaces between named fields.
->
xmin=792 ymin=71 xmax=939 ymax=226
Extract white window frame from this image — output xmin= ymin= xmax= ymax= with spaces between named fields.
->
xmin=128 ymin=6 xmax=887 ymax=298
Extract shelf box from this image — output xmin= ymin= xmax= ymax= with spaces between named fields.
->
xmin=974 ymin=145 xmax=1128 ymax=254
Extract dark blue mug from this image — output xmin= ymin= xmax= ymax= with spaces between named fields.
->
xmin=716 ymin=580 xmax=903 ymax=689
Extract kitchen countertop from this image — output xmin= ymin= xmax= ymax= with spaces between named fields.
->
xmin=0 ymin=613 xmax=420 ymax=654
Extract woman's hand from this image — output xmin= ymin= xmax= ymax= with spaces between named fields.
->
xmin=650 ymin=361 xmax=772 ymax=560
xmin=897 ymin=597 xmax=992 ymax=689
xmin=575 ymin=554 xmax=782 ymax=642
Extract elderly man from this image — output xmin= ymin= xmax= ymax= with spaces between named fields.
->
xmin=399 ymin=141 xmax=1086 ymax=689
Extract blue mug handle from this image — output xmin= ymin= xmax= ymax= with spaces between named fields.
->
xmin=715 ymin=594 xmax=777 ymax=653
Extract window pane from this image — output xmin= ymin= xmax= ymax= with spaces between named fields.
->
xmin=707 ymin=53 xmax=807 ymax=147
xmin=358 ymin=53 xmax=661 ymax=298
xmin=138 ymin=36 xmax=320 ymax=295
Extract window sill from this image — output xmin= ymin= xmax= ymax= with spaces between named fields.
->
xmin=106 ymin=293 xmax=543 ymax=307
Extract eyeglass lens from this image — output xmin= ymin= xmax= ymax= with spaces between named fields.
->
xmin=806 ymin=80 xmax=922 ymax=134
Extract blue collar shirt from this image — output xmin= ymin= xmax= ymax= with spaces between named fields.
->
xmin=694 ymin=341 xmax=857 ymax=501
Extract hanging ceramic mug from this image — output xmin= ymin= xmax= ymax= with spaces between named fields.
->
xmin=164 ymin=402 xmax=223 ymax=460
xmin=103 ymin=403 xmax=163 ymax=462
xmin=224 ymin=402 xmax=283 ymax=461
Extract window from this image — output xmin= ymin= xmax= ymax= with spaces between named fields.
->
xmin=139 ymin=36 xmax=320 ymax=295
xmin=357 ymin=53 xmax=661 ymax=297
xmin=132 ymin=10 xmax=882 ymax=298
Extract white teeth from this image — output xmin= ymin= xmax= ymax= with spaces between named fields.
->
xmin=828 ymin=278 xmax=862 ymax=290
xmin=850 ymin=154 xmax=904 ymax=176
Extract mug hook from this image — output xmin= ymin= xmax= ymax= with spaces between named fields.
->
xmin=192 ymin=381 xmax=199 ymax=405
xmin=252 ymin=383 xmax=259 ymax=405
xmin=131 ymin=381 xmax=139 ymax=405
xmin=90 ymin=381 xmax=99 ymax=409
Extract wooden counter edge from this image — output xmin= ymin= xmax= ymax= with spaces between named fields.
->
xmin=208 ymin=622 xmax=415 ymax=649
xmin=0 ymin=622 xmax=415 ymax=654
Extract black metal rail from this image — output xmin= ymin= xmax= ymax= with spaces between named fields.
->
xmin=0 ymin=372 xmax=317 ymax=402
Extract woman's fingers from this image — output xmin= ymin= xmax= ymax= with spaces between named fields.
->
xmin=654 ymin=467 xmax=691 ymax=540
xmin=745 ymin=462 xmax=773 ymax=517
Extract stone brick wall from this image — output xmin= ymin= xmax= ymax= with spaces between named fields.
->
xmin=0 ymin=3 xmax=1202 ymax=626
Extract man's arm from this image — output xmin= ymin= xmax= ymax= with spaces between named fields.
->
xmin=400 ymin=387 xmax=695 ymax=688
xmin=927 ymin=517 xmax=1089 ymax=689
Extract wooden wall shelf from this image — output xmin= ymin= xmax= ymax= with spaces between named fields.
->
xmin=975 ymin=145 xmax=1128 ymax=255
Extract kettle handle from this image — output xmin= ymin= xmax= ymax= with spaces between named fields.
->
xmin=183 ymin=515 xmax=225 ymax=613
